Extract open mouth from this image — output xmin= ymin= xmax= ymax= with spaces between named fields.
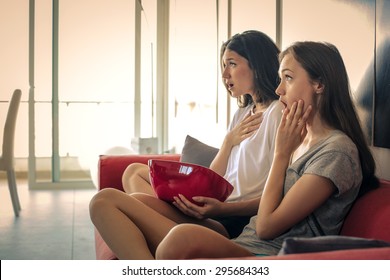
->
xmin=279 ymin=99 xmax=287 ymax=108
xmin=279 ymin=99 xmax=287 ymax=112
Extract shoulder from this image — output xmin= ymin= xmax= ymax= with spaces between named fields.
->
xmin=310 ymin=130 xmax=360 ymax=167
xmin=306 ymin=130 xmax=362 ymax=194
xmin=265 ymin=100 xmax=283 ymax=114
xmin=321 ymin=130 xmax=358 ymax=156
xmin=234 ymin=105 xmax=252 ymax=116
xmin=261 ymin=101 xmax=283 ymax=129
xmin=264 ymin=101 xmax=283 ymax=121
xmin=228 ymin=106 xmax=252 ymax=130
xmin=231 ymin=105 xmax=252 ymax=121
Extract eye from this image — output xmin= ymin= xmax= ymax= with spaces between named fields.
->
xmin=284 ymin=74 xmax=292 ymax=81
xmin=228 ymin=61 xmax=237 ymax=67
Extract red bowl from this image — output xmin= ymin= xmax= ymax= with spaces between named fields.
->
xmin=148 ymin=159 xmax=234 ymax=205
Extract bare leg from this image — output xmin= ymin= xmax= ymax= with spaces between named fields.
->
xmin=156 ymin=224 xmax=253 ymax=259
xmin=89 ymin=188 xmax=178 ymax=259
xmin=122 ymin=163 xmax=154 ymax=195
xmin=132 ymin=193 xmax=229 ymax=237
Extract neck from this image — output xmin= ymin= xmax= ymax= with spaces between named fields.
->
xmin=252 ymin=101 xmax=270 ymax=114
xmin=305 ymin=113 xmax=332 ymax=144
xmin=292 ymin=113 xmax=333 ymax=163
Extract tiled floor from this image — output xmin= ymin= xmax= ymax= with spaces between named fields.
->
xmin=0 ymin=178 xmax=98 ymax=260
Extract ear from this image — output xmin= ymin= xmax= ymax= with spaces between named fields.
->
xmin=314 ymin=81 xmax=325 ymax=94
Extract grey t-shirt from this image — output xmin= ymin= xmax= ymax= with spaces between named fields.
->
xmin=232 ymin=130 xmax=363 ymax=256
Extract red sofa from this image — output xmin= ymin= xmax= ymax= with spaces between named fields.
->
xmin=94 ymin=154 xmax=390 ymax=260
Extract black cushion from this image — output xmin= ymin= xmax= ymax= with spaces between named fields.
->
xmin=278 ymin=235 xmax=390 ymax=255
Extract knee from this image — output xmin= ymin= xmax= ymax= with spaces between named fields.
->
xmin=122 ymin=164 xmax=132 ymax=181
xmin=89 ymin=188 xmax=118 ymax=223
xmin=122 ymin=164 xmax=134 ymax=189
xmin=122 ymin=163 xmax=142 ymax=181
xmin=122 ymin=163 xmax=144 ymax=192
xmin=156 ymin=225 xmax=199 ymax=260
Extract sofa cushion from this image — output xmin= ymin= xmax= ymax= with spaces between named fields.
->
xmin=180 ymin=135 xmax=219 ymax=167
xmin=278 ymin=235 xmax=390 ymax=255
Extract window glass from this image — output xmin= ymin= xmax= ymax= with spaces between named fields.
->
xmin=140 ymin=0 xmax=157 ymax=138
xmin=169 ymin=0 xmax=222 ymax=152
xmin=230 ymin=0 xmax=276 ymax=121
xmin=282 ymin=0 xmax=375 ymax=141
xmin=231 ymin=0 xmax=276 ymax=36
xmin=0 ymin=0 xmax=29 ymax=159
xmin=59 ymin=0 xmax=136 ymax=179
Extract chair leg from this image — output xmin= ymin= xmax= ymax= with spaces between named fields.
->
xmin=7 ymin=169 xmax=21 ymax=216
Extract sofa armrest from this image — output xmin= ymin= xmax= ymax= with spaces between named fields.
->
xmin=98 ymin=154 xmax=181 ymax=192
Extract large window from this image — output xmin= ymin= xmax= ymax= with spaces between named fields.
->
xmin=1 ymin=0 xmax=276 ymax=188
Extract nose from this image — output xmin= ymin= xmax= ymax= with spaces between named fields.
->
xmin=222 ymin=67 xmax=229 ymax=79
xmin=275 ymin=81 xmax=284 ymax=96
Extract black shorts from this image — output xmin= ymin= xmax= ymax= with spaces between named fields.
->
xmin=213 ymin=215 xmax=251 ymax=239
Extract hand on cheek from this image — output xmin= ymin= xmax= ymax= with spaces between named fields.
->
xmin=276 ymin=100 xmax=312 ymax=157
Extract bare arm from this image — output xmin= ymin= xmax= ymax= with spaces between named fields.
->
xmin=216 ymin=196 xmax=261 ymax=217
xmin=255 ymin=101 xmax=335 ymax=239
xmin=209 ymin=136 xmax=234 ymax=177
xmin=173 ymin=195 xmax=261 ymax=219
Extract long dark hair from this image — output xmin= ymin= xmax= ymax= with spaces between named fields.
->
xmin=280 ymin=41 xmax=378 ymax=196
xmin=221 ymin=30 xmax=280 ymax=108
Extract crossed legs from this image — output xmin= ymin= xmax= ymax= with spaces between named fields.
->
xmin=89 ymin=188 xmax=230 ymax=259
